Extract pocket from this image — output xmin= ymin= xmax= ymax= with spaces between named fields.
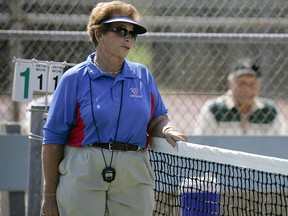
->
xmin=58 ymin=146 xmax=74 ymax=175
xmin=58 ymin=156 xmax=68 ymax=175
xmin=140 ymin=151 xmax=155 ymax=182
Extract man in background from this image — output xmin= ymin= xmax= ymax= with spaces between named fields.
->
xmin=194 ymin=57 xmax=287 ymax=135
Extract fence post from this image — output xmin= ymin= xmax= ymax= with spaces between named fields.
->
xmin=27 ymin=105 xmax=48 ymax=216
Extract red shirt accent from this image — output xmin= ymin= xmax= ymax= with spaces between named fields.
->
xmin=146 ymin=92 xmax=155 ymax=148
xmin=66 ymin=102 xmax=85 ymax=147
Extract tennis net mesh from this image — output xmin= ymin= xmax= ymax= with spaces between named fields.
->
xmin=149 ymin=138 xmax=288 ymax=216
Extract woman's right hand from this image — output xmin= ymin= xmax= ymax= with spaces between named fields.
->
xmin=41 ymin=144 xmax=64 ymax=215
xmin=41 ymin=195 xmax=59 ymax=216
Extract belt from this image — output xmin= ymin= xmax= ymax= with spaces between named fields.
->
xmin=89 ymin=142 xmax=142 ymax=151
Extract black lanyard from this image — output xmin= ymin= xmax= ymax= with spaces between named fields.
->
xmin=89 ymin=77 xmax=124 ymax=182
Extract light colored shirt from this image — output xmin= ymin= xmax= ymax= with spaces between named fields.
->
xmin=194 ymin=91 xmax=287 ymax=135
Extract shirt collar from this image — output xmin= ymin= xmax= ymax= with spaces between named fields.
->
xmin=87 ymin=52 xmax=137 ymax=80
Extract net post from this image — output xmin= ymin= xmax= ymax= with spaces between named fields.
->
xmin=27 ymin=105 xmax=48 ymax=216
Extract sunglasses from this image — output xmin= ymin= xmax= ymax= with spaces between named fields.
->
xmin=104 ymin=26 xmax=137 ymax=39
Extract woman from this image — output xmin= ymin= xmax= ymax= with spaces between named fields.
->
xmin=41 ymin=1 xmax=187 ymax=216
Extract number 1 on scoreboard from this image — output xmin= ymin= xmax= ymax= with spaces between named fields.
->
xmin=20 ymin=67 xmax=30 ymax=99
xmin=48 ymin=65 xmax=65 ymax=93
xmin=12 ymin=63 xmax=34 ymax=102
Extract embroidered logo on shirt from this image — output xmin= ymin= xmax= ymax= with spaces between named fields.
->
xmin=130 ymin=88 xmax=138 ymax=95
xmin=130 ymin=88 xmax=143 ymax=98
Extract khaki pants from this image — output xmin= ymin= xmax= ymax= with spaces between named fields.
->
xmin=57 ymin=146 xmax=155 ymax=216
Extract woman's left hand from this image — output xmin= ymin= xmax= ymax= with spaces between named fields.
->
xmin=163 ymin=128 xmax=187 ymax=150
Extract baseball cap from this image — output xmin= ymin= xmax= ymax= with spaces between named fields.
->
xmin=100 ymin=16 xmax=147 ymax=34
xmin=228 ymin=57 xmax=261 ymax=79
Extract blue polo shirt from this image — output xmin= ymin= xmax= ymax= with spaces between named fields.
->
xmin=43 ymin=53 xmax=168 ymax=147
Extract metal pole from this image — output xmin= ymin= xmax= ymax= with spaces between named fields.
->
xmin=27 ymin=105 xmax=48 ymax=216
xmin=10 ymin=0 xmax=24 ymax=122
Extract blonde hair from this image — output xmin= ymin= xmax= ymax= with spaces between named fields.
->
xmin=87 ymin=1 xmax=140 ymax=48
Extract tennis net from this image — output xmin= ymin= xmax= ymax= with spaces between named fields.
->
xmin=149 ymin=138 xmax=288 ymax=216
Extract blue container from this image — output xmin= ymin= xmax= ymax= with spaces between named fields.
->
xmin=181 ymin=191 xmax=220 ymax=216
xmin=180 ymin=174 xmax=220 ymax=216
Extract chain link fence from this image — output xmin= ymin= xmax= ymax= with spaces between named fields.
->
xmin=1 ymin=0 xmax=288 ymax=135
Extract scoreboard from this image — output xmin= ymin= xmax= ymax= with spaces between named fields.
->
xmin=12 ymin=58 xmax=75 ymax=102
